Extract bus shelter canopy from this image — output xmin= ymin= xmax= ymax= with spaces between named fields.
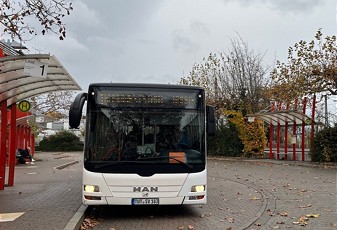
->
xmin=0 ymin=54 xmax=81 ymax=107
xmin=246 ymin=109 xmax=312 ymax=126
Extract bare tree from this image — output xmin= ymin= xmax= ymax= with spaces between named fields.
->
xmin=30 ymin=91 xmax=74 ymax=118
xmin=1 ymin=0 xmax=73 ymax=41
xmin=180 ymin=36 xmax=268 ymax=114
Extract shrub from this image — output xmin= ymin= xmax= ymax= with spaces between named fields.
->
xmin=38 ymin=130 xmax=83 ymax=151
xmin=223 ymin=110 xmax=267 ymax=157
xmin=311 ymin=126 xmax=337 ymax=162
xmin=208 ymin=122 xmax=243 ymax=157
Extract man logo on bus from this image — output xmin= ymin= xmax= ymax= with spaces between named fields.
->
xmin=133 ymin=186 xmax=158 ymax=192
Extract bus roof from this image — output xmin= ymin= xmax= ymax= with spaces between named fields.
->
xmin=88 ymin=83 xmax=203 ymax=91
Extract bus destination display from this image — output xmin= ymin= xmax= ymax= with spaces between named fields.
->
xmin=97 ymin=91 xmax=198 ymax=109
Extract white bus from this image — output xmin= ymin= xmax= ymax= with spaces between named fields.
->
xmin=69 ymin=83 xmax=215 ymax=205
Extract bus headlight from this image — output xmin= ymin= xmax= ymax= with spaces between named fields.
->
xmin=84 ymin=185 xmax=99 ymax=192
xmin=191 ymin=185 xmax=205 ymax=192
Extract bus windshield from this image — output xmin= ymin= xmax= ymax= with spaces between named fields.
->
xmin=83 ymin=85 xmax=206 ymax=174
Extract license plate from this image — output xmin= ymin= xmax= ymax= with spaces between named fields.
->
xmin=132 ymin=198 xmax=159 ymax=205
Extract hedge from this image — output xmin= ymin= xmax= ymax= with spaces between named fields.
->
xmin=38 ymin=130 xmax=83 ymax=151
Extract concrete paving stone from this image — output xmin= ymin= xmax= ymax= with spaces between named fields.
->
xmin=0 ymin=151 xmax=83 ymax=230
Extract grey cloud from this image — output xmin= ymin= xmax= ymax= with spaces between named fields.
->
xmin=86 ymin=36 xmax=124 ymax=57
xmin=73 ymin=0 xmax=163 ymax=39
xmin=266 ymin=0 xmax=326 ymax=13
xmin=137 ymin=38 xmax=156 ymax=46
xmin=190 ymin=20 xmax=210 ymax=34
xmin=172 ymin=30 xmax=199 ymax=53
xmin=222 ymin=0 xmax=325 ymax=13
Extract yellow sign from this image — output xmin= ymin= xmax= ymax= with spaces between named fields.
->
xmin=18 ymin=100 xmax=31 ymax=112
xmin=305 ymin=118 xmax=311 ymax=125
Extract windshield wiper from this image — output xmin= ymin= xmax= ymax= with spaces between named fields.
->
xmin=138 ymin=156 xmax=194 ymax=169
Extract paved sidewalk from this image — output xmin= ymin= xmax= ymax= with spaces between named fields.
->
xmin=0 ymin=151 xmax=83 ymax=230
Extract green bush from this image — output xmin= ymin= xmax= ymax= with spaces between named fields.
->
xmin=311 ymin=126 xmax=337 ymax=162
xmin=208 ymin=122 xmax=243 ymax=157
xmin=38 ymin=130 xmax=83 ymax=151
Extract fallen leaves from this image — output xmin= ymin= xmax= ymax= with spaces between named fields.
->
xmin=305 ymin=213 xmax=320 ymax=218
xmin=228 ymin=217 xmax=235 ymax=223
xmin=298 ymin=204 xmax=312 ymax=208
xmin=250 ymin=196 xmax=261 ymax=200
xmin=292 ymin=213 xmax=320 ymax=226
xmin=187 ymin=225 xmax=194 ymax=230
xmin=279 ymin=211 xmax=288 ymax=217
xmin=177 ymin=224 xmax=194 ymax=229
xmin=81 ymin=218 xmax=100 ymax=230
xmin=293 ymin=216 xmax=308 ymax=226
xmin=267 ymin=209 xmax=274 ymax=216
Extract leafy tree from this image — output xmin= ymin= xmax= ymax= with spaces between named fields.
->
xmin=267 ymin=29 xmax=337 ymax=102
xmin=180 ymin=36 xmax=268 ymax=115
xmin=1 ymin=0 xmax=73 ymax=41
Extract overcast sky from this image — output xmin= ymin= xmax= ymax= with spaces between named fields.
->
xmin=25 ymin=0 xmax=335 ymax=94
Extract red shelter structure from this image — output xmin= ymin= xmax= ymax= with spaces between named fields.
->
xmin=247 ymin=96 xmax=316 ymax=161
xmin=0 ymin=45 xmax=81 ymax=190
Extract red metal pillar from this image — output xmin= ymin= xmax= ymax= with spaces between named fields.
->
xmin=310 ymin=95 xmax=316 ymax=154
xmin=292 ymin=124 xmax=297 ymax=160
xmin=0 ymin=102 xmax=8 ymax=190
xmin=8 ymin=105 xmax=17 ymax=186
xmin=26 ymin=127 xmax=31 ymax=149
xmin=31 ymin=134 xmax=35 ymax=157
xmin=293 ymin=99 xmax=298 ymax=161
xmin=269 ymin=101 xmax=275 ymax=159
xmin=301 ymin=97 xmax=307 ymax=161
xmin=16 ymin=126 xmax=20 ymax=147
xmin=269 ymin=124 xmax=273 ymax=159
xmin=284 ymin=103 xmax=290 ymax=160
xmin=20 ymin=126 xmax=24 ymax=149
xmin=276 ymin=102 xmax=282 ymax=159
xmin=23 ymin=126 xmax=27 ymax=149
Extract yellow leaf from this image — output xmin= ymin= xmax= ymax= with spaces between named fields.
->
xmin=279 ymin=211 xmax=288 ymax=217
xmin=187 ymin=225 xmax=194 ymax=230
xmin=305 ymin=214 xmax=320 ymax=218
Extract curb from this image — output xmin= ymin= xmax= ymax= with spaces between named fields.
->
xmin=64 ymin=204 xmax=88 ymax=230
xmin=208 ymin=156 xmax=337 ymax=169
xmin=54 ymin=160 xmax=79 ymax=170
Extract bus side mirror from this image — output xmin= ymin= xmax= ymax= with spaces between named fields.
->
xmin=69 ymin=93 xmax=87 ymax=129
xmin=206 ymin=105 xmax=216 ymax=136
